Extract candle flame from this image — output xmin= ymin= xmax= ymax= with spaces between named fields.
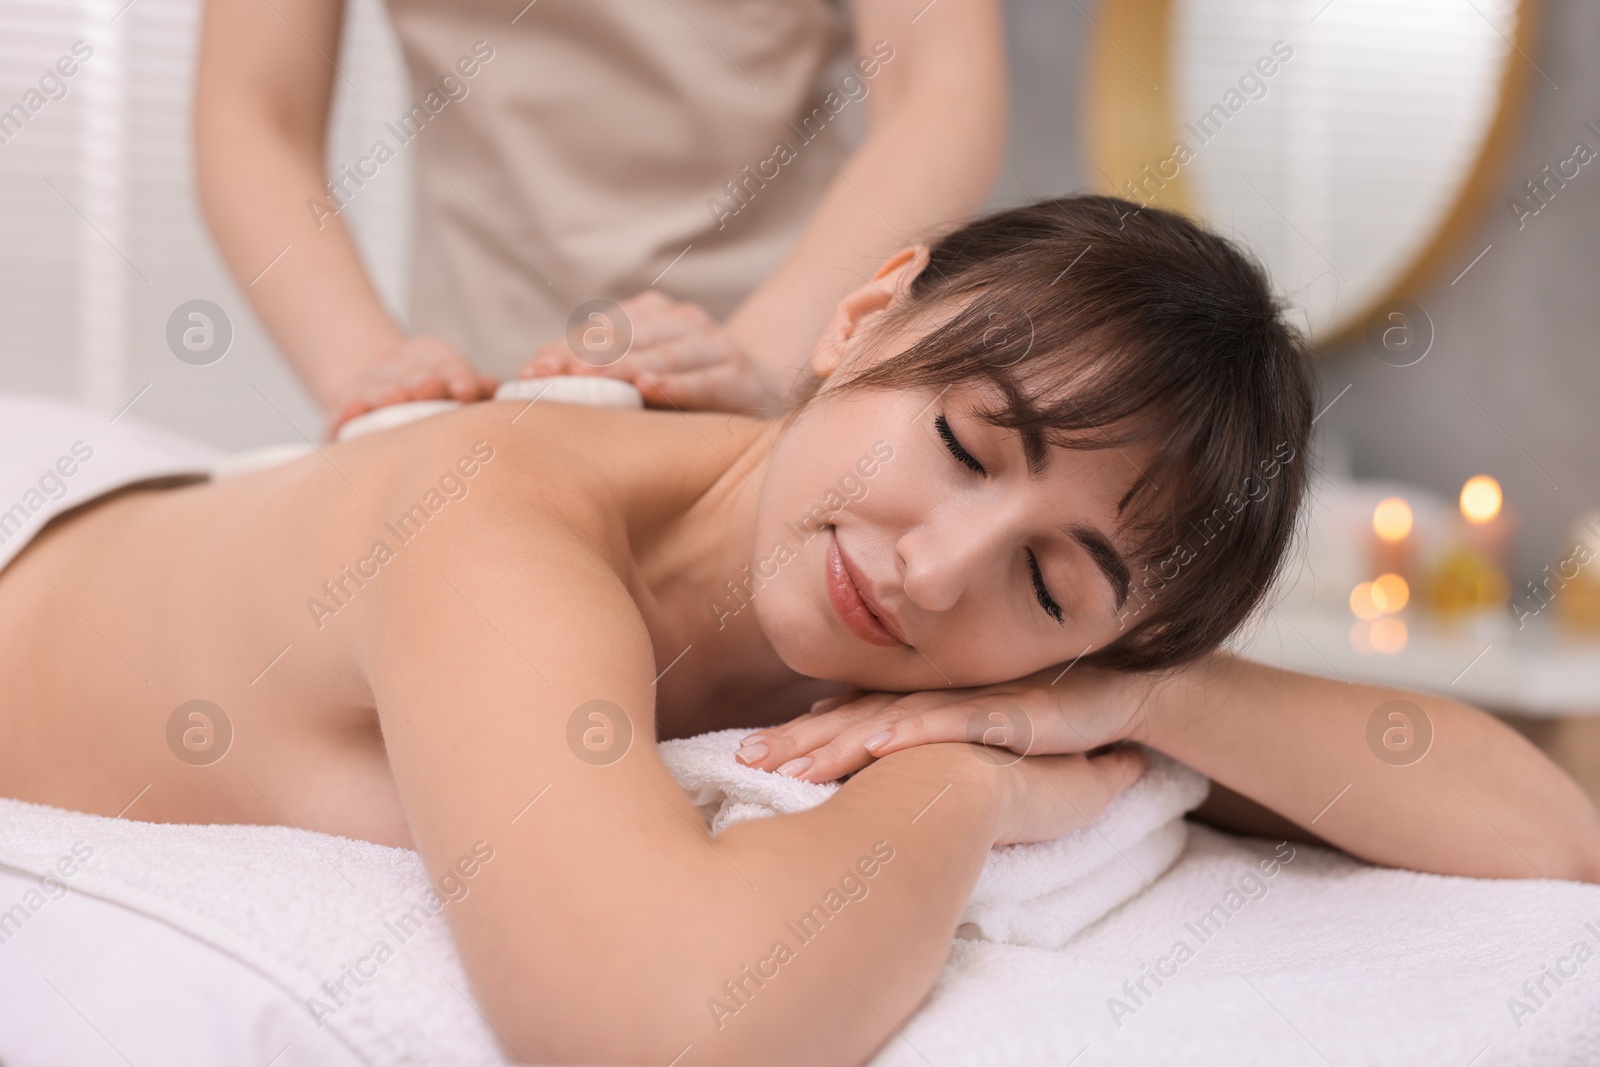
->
xmin=1460 ymin=475 xmax=1502 ymax=524
xmin=1373 ymin=497 xmax=1413 ymax=542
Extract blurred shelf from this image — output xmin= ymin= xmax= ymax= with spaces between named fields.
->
xmin=1231 ymin=608 xmax=1600 ymax=718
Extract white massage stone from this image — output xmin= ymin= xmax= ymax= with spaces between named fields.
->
xmin=334 ymin=399 xmax=464 ymax=442
xmin=495 ymin=376 xmax=644 ymax=408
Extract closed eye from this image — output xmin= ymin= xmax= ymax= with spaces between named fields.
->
xmin=1028 ymin=550 xmax=1065 ymax=624
xmin=937 ymin=412 xmax=1062 ymax=622
xmin=935 ymin=414 xmax=985 ymax=475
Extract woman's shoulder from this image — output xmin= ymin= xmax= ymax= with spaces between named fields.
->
xmin=331 ymin=401 xmax=621 ymax=553
xmin=327 ymin=397 xmax=760 ymax=576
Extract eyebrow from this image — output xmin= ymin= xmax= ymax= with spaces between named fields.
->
xmin=1061 ymin=521 xmax=1131 ymax=612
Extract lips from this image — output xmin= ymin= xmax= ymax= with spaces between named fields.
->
xmin=825 ymin=529 xmax=906 ymax=648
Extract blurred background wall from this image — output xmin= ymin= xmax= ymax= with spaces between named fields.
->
xmin=0 ymin=0 xmax=1595 ymax=595
xmin=1306 ymin=0 xmax=1600 ymax=594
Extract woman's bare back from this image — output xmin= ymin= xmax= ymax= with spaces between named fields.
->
xmin=0 ymin=400 xmax=771 ymax=848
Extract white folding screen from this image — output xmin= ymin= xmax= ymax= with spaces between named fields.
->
xmin=0 ymin=0 xmax=412 ymax=448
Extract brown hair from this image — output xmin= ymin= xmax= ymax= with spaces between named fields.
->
xmin=790 ymin=195 xmax=1317 ymax=674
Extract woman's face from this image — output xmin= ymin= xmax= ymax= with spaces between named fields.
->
xmin=748 ymin=259 xmax=1153 ymax=691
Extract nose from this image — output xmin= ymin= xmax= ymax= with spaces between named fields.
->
xmin=895 ymin=503 xmax=1015 ymax=613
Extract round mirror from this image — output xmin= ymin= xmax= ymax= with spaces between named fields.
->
xmin=1085 ymin=0 xmax=1534 ymax=345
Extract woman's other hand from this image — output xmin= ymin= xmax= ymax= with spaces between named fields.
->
xmin=734 ymin=661 xmax=1171 ymax=784
xmin=519 ymin=289 xmax=783 ymax=414
xmin=325 ymin=335 xmax=498 ymax=438
xmin=991 ymin=747 xmax=1147 ymax=845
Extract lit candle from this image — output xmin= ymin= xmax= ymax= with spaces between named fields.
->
xmin=1458 ymin=475 xmax=1514 ymax=574
xmin=1423 ymin=475 xmax=1513 ymax=617
xmin=1370 ymin=496 xmax=1414 ymax=582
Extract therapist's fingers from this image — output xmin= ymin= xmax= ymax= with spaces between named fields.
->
xmin=527 ymin=336 xmax=728 ymax=381
xmin=404 ymin=365 xmax=495 ymax=404
xmin=521 ymin=343 xmax=573 ymax=378
xmin=521 ymin=293 xmax=708 ymax=379
xmin=401 ymin=373 xmax=451 ymax=401
xmin=618 ymin=289 xmax=715 ymax=349
xmin=415 ymin=361 xmax=490 ymax=401
xmin=521 ymin=350 xmax=767 ymax=414
xmin=636 ymin=363 xmax=777 ymax=415
xmin=435 ymin=369 xmax=498 ymax=402
xmin=325 ymin=339 xmax=491 ymax=436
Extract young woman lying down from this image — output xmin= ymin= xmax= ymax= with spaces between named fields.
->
xmin=1 ymin=197 xmax=1596 ymax=1065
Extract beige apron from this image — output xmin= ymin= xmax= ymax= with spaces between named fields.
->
xmin=384 ymin=0 xmax=855 ymax=377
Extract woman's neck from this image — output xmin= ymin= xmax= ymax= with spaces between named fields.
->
xmin=625 ymin=413 xmax=844 ymax=738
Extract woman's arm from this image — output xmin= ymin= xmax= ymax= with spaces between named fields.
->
xmin=722 ymin=0 xmax=1008 ymax=398
xmin=194 ymin=0 xmax=489 ymax=424
xmin=1134 ymin=651 xmax=1600 ymax=882
xmin=734 ymin=651 xmax=1600 ymax=884
xmin=360 ymin=513 xmax=1137 ymax=1064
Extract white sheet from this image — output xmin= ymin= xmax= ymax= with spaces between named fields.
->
xmin=0 ymin=865 xmax=363 ymax=1067
xmin=0 ymin=394 xmax=221 ymax=573
xmin=877 ymin=824 xmax=1600 ymax=1066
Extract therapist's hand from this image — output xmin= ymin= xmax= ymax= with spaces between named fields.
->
xmin=731 ymin=661 xmax=1174 ymax=784
xmin=326 ymin=334 xmax=499 ymax=438
xmin=519 ymin=290 xmax=783 ymax=415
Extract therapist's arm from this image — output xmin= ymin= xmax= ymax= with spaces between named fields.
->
xmin=194 ymin=0 xmax=493 ymax=428
xmin=724 ymin=0 xmax=1008 ymax=399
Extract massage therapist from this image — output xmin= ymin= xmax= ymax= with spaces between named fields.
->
xmin=194 ymin=0 xmax=1007 ymax=432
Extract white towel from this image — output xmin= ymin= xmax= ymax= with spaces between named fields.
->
xmin=0 ymin=797 xmax=498 ymax=1065
xmin=0 ymin=394 xmax=221 ymax=573
xmin=658 ymin=729 xmax=1209 ymax=949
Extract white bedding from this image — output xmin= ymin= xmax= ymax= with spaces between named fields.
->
xmin=2 ymin=729 xmax=1597 ymax=1066
xmin=882 ymin=823 xmax=1600 ymax=1066
xmin=0 ymin=865 xmax=364 ymax=1066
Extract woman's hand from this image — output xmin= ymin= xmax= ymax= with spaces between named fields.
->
xmin=990 ymin=747 xmax=1148 ymax=845
xmin=519 ymin=289 xmax=783 ymax=414
xmin=734 ymin=661 xmax=1170 ymax=784
xmin=326 ymin=335 xmax=499 ymax=438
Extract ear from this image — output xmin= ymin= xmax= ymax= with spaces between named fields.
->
xmin=809 ymin=245 xmax=931 ymax=380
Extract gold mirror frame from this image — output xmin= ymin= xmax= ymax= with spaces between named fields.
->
xmin=1084 ymin=0 xmax=1538 ymax=349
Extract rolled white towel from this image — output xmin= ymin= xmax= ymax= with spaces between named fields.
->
xmin=656 ymin=728 xmax=1210 ymax=949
